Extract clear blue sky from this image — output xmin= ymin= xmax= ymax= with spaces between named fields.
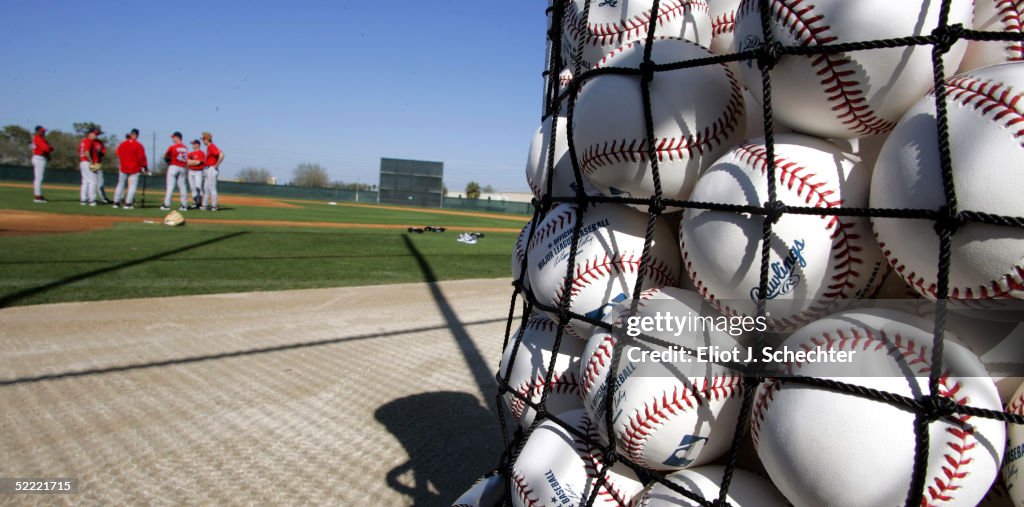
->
xmin=0 ymin=1 xmax=548 ymax=192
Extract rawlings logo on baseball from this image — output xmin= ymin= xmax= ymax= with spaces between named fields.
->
xmin=750 ymin=239 xmax=807 ymax=301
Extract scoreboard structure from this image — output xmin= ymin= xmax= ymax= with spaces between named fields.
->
xmin=378 ymin=158 xmax=444 ymax=208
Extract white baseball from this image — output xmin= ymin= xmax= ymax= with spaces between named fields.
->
xmin=709 ymin=0 xmax=742 ymax=77
xmin=514 ymin=220 xmax=534 ymax=291
xmin=453 ymin=473 xmax=505 ymax=507
xmin=527 ymin=202 xmax=682 ymax=340
xmin=734 ymin=0 xmax=973 ymax=139
xmin=871 ymin=62 xmax=1024 ymax=302
xmin=560 ymin=0 xmax=712 ymax=71
xmin=498 ymin=314 xmax=584 ymax=429
xmin=511 ymin=409 xmax=644 ymax=507
xmin=751 ymin=308 xmax=1005 ymax=507
xmin=636 ymin=466 xmax=787 ymax=506
xmin=525 ymin=113 xmax=599 ymax=200
xmin=680 ymin=134 xmax=886 ymax=331
xmin=573 ymin=37 xmax=745 ymax=206
xmin=1007 ymin=381 xmax=1024 ymax=507
xmin=580 ymin=287 xmax=745 ymax=471
xmin=960 ymin=0 xmax=1024 ymax=73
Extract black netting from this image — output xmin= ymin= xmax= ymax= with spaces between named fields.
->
xmin=484 ymin=1 xmax=1024 ymax=506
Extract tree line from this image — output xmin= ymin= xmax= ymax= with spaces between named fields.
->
xmin=0 ymin=123 xmax=122 ymax=172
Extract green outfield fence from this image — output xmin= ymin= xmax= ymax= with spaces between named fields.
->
xmin=0 ymin=164 xmax=532 ymax=215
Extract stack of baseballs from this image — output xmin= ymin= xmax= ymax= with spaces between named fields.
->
xmin=459 ymin=1 xmax=1024 ymax=505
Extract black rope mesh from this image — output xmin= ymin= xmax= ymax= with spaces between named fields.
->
xmin=487 ymin=1 xmax=1024 ymax=505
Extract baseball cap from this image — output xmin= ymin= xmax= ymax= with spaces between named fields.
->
xmin=90 ymin=127 xmax=103 ymax=135
xmin=130 ymin=128 xmax=140 ymax=136
xmin=34 ymin=125 xmax=46 ymax=133
xmin=172 ymin=131 xmax=183 ymax=139
xmin=191 ymin=139 xmax=201 ymax=145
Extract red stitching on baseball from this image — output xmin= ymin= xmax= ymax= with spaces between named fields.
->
xmin=579 ymin=39 xmax=744 ymax=177
xmin=554 ymin=254 xmax=679 ymax=305
xmin=580 ymin=288 xmax=661 ymax=393
xmin=564 ymin=0 xmax=709 ymax=53
xmin=876 ymin=75 xmax=1024 ymax=301
xmin=532 ymin=206 xmax=576 ymax=245
xmin=507 ymin=372 xmax=581 ymax=422
xmin=1010 ymin=389 xmax=1024 ymax=415
xmin=619 ymin=374 xmax=744 ymax=468
xmin=748 ymin=326 xmax=981 ymax=505
xmin=712 ymin=10 xmax=736 ymax=38
xmin=996 ymin=0 xmax=1024 ymax=61
xmin=511 ymin=470 xmax=541 ymax=507
xmin=738 ymin=0 xmax=896 ymax=135
xmin=573 ymin=415 xmax=635 ymax=506
xmin=680 ymin=140 xmax=864 ymax=329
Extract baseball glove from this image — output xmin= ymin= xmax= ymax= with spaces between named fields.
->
xmin=89 ymin=163 xmax=102 ymax=172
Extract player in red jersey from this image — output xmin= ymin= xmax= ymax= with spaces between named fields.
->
xmin=186 ymin=139 xmax=206 ymax=208
xmin=201 ymin=132 xmax=224 ymax=211
xmin=30 ymin=126 xmax=53 ymax=202
xmin=161 ymin=131 xmax=190 ymax=211
xmin=113 ymin=129 xmax=149 ymax=209
xmin=79 ymin=128 xmax=101 ymax=206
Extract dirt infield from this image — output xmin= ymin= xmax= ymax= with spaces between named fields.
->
xmin=0 ymin=210 xmax=521 ymax=236
xmin=0 ymin=210 xmax=133 ymax=236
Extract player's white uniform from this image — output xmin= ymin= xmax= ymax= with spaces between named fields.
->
xmin=163 ymin=142 xmax=189 ymax=209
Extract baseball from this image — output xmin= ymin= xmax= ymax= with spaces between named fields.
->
xmin=579 ymin=287 xmax=746 ymax=471
xmin=525 ymin=113 xmax=598 ymax=200
xmin=679 ymin=134 xmax=885 ymax=331
xmin=709 ymin=0 xmax=742 ymax=77
xmin=734 ymin=0 xmax=973 ymax=139
xmin=960 ymin=0 xmax=1024 ymax=73
xmin=511 ymin=409 xmax=644 ymax=507
xmin=1007 ymin=381 xmax=1024 ymax=507
xmin=498 ymin=314 xmax=584 ymax=429
xmin=871 ymin=62 xmax=1024 ymax=303
xmin=573 ymin=37 xmax=745 ymax=206
xmin=527 ymin=202 xmax=681 ymax=340
xmin=453 ymin=473 xmax=505 ymax=507
xmin=752 ymin=308 xmax=1005 ymax=507
xmin=636 ymin=466 xmax=787 ymax=506
xmin=560 ymin=0 xmax=712 ymax=71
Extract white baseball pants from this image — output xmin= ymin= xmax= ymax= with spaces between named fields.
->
xmin=164 ymin=166 xmax=188 ymax=207
xmin=113 ymin=172 xmax=141 ymax=205
xmin=202 ymin=167 xmax=218 ymax=208
xmin=79 ymin=161 xmax=97 ymax=203
xmin=31 ymin=155 xmax=46 ymax=196
xmin=95 ymin=169 xmax=107 ymax=201
xmin=188 ymin=170 xmax=204 ymax=205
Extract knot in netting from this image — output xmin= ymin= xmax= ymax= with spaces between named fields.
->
xmin=764 ymin=200 xmax=786 ymax=224
xmin=639 ymin=60 xmax=657 ymax=84
xmin=931 ymin=23 xmax=965 ymax=55
xmin=919 ymin=394 xmax=959 ymax=423
xmin=757 ymin=41 xmax=784 ymax=71
xmin=648 ymin=195 xmax=666 ymax=216
xmin=933 ymin=204 xmax=965 ymax=236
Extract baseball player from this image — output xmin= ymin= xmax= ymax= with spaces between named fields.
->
xmin=30 ymin=125 xmax=53 ymax=203
xmin=201 ymin=131 xmax=223 ymax=211
xmin=92 ymin=137 xmax=111 ymax=204
xmin=113 ymin=129 xmax=149 ymax=209
xmin=78 ymin=128 xmax=101 ymax=206
xmin=161 ymin=131 xmax=190 ymax=211
xmin=186 ymin=139 xmax=205 ymax=208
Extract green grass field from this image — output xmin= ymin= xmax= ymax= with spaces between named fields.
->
xmin=0 ymin=185 xmax=527 ymax=307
